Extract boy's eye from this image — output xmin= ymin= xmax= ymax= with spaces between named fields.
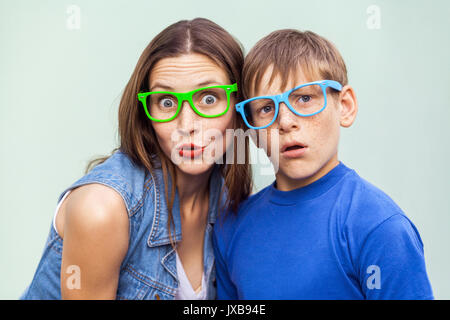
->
xmin=259 ymin=105 xmax=274 ymax=114
xmin=298 ymin=95 xmax=312 ymax=103
xmin=262 ymin=105 xmax=273 ymax=113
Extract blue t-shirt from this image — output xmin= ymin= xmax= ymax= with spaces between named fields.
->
xmin=213 ymin=162 xmax=433 ymax=299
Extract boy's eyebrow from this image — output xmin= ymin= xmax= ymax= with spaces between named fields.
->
xmin=150 ymin=79 xmax=224 ymax=92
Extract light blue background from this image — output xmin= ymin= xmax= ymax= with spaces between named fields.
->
xmin=1 ymin=0 xmax=449 ymax=299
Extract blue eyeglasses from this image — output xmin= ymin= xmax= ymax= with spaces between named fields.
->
xmin=235 ymin=80 xmax=342 ymax=129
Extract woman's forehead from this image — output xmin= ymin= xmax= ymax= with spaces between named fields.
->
xmin=149 ymin=54 xmax=229 ymax=89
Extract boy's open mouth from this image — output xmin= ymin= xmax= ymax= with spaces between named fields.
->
xmin=281 ymin=141 xmax=307 ymax=158
xmin=281 ymin=142 xmax=307 ymax=152
xmin=284 ymin=145 xmax=304 ymax=151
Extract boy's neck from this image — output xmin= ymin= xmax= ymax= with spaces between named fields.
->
xmin=275 ymin=155 xmax=340 ymax=191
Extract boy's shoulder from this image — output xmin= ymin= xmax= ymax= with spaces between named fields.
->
xmin=335 ymin=167 xmax=424 ymax=253
xmin=338 ymin=168 xmax=406 ymax=228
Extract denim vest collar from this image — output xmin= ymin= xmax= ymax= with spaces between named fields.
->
xmin=147 ymin=163 xmax=223 ymax=294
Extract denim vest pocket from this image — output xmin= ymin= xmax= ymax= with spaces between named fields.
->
xmin=116 ymin=263 xmax=176 ymax=300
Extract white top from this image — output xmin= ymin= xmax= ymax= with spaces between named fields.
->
xmin=52 ymin=190 xmax=71 ymax=234
xmin=174 ymin=251 xmax=207 ymax=300
xmin=52 ymin=190 xmax=207 ymax=300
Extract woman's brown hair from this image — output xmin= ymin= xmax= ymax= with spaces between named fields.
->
xmin=85 ymin=18 xmax=252 ymax=245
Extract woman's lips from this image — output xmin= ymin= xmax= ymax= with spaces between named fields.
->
xmin=178 ymin=143 xmax=206 ymax=159
xmin=281 ymin=145 xmax=307 ymax=158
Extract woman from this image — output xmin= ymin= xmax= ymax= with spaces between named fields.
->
xmin=21 ymin=18 xmax=252 ymax=300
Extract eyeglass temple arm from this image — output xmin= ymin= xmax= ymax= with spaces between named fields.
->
xmin=229 ymin=83 xmax=238 ymax=92
xmin=324 ymin=80 xmax=343 ymax=91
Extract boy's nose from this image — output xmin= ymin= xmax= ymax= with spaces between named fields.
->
xmin=277 ymin=102 xmax=299 ymax=133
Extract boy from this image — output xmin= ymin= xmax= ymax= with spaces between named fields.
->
xmin=213 ymin=29 xmax=433 ymax=299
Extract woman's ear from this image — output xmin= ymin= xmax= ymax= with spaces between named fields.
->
xmin=338 ymin=85 xmax=358 ymax=128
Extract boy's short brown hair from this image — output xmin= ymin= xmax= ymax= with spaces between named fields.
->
xmin=243 ymin=29 xmax=348 ymax=99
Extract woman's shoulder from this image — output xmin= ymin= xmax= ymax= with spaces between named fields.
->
xmin=55 ymin=182 xmax=130 ymax=240
xmin=59 ymin=183 xmax=130 ymax=298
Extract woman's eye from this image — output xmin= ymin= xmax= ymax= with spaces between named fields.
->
xmin=160 ymin=98 xmax=175 ymax=108
xmin=202 ymin=94 xmax=217 ymax=105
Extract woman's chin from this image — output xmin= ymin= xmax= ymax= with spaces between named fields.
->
xmin=175 ymin=159 xmax=216 ymax=177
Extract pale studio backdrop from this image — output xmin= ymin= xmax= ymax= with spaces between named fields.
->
xmin=1 ymin=0 xmax=449 ymax=299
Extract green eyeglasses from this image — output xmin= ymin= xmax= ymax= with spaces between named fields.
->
xmin=137 ymin=83 xmax=238 ymax=122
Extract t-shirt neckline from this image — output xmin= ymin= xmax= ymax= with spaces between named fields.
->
xmin=268 ymin=161 xmax=352 ymax=205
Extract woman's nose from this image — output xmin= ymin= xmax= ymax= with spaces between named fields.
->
xmin=177 ymin=100 xmax=200 ymax=136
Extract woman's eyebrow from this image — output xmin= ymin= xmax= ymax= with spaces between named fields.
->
xmin=195 ymin=79 xmax=224 ymax=87
xmin=149 ymin=83 xmax=173 ymax=91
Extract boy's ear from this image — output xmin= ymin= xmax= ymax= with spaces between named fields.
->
xmin=338 ymin=85 xmax=358 ymax=128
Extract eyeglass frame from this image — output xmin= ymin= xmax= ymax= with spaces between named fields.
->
xmin=137 ymin=83 xmax=238 ymax=122
xmin=235 ymin=80 xmax=342 ymax=129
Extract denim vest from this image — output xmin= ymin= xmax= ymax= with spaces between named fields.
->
xmin=20 ymin=150 xmax=224 ymax=300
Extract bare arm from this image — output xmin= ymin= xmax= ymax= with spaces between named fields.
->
xmin=59 ymin=183 xmax=129 ymax=299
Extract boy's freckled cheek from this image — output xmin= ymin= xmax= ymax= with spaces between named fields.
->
xmin=300 ymin=115 xmax=337 ymax=152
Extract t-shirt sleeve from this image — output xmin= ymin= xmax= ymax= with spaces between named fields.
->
xmin=212 ymin=226 xmax=238 ymax=300
xmin=357 ymin=213 xmax=434 ymax=299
